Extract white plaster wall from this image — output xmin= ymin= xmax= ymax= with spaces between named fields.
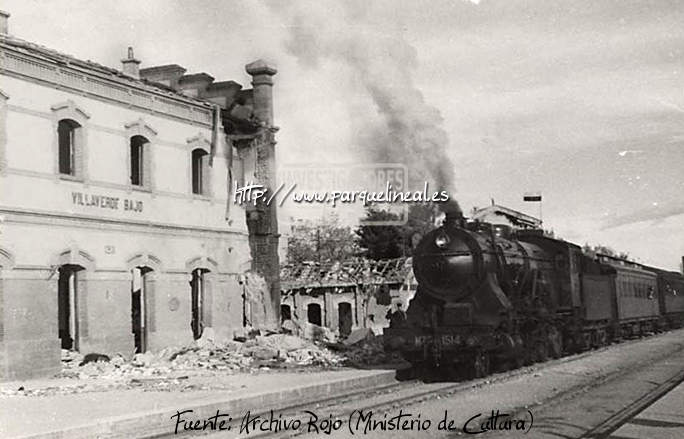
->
xmin=0 ymin=74 xmax=246 ymax=233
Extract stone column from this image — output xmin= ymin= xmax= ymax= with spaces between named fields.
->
xmin=246 ymin=60 xmax=277 ymax=125
xmin=245 ymin=60 xmax=280 ymax=330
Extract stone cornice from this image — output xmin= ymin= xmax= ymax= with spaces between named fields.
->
xmin=0 ymin=45 xmax=213 ymax=127
xmin=0 ymin=206 xmax=248 ymax=238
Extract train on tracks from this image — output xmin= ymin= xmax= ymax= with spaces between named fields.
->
xmin=384 ymin=209 xmax=684 ymax=378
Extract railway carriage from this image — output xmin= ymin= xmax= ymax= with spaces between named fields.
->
xmin=648 ymin=268 xmax=684 ymax=328
xmin=605 ymin=259 xmax=660 ymax=335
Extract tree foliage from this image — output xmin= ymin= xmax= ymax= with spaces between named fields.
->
xmin=582 ymin=243 xmax=630 ymax=260
xmin=355 ymin=209 xmax=404 ymax=260
xmin=356 ymin=204 xmax=438 ymax=260
xmin=286 ymin=214 xmax=360 ymax=265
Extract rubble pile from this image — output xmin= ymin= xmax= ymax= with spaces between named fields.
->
xmin=89 ymin=331 xmax=391 ymax=373
xmin=0 ymin=331 xmax=399 ymax=397
xmin=329 ymin=328 xmax=400 ymax=366
xmin=55 ymin=333 xmax=354 ymax=381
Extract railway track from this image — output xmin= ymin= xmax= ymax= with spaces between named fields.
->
xmin=164 ymin=330 xmax=683 ymax=438
xmin=485 ymin=334 xmax=684 ymax=438
xmin=579 ymin=368 xmax=684 ymax=438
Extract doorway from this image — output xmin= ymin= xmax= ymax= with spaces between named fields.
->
xmin=131 ymin=267 xmax=152 ymax=353
xmin=307 ymin=303 xmax=322 ymax=326
xmin=281 ymin=304 xmax=292 ymax=322
xmin=190 ymin=268 xmax=208 ymax=340
xmin=338 ymin=302 xmax=352 ymax=337
xmin=58 ymin=265 xmax=82 ymax=350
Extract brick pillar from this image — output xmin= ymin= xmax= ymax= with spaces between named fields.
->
xmin=121 ymin=47 xmax=141 ymax=79
xmin=0 ymin=10 xmax=9 ymax=35
xmin=246 ymin=60 xmax=276 ymax=126
xmin=245 ymin=60 xmax=280 ymax=330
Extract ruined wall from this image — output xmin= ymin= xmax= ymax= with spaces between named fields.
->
xmin=243 ymin=61 xmax=281 ymax=330
xmin=281 ymin=289 xmax=363 ymax=340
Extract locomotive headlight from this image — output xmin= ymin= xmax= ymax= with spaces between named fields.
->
xmin=435 ymin=231 xmax=450 ymax=249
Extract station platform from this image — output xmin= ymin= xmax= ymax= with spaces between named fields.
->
xmin=610 ymin=380 xmax=684 ymax=439
xmin=0 ymin=367 xmax=399 ymax=439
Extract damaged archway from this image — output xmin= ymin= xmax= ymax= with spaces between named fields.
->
xmin=186 ymin=256 xmax=218 ymax=340
xmin=126 ymin=254 xmax=162 ymax=353
xmin=52 ymin=248 xmax=95 ymax=352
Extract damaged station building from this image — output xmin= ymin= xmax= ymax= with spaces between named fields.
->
xmin=280 ymin=258 xmax=416 ymax=339
xmin=0 ymin=11 xmax=281 ymax=380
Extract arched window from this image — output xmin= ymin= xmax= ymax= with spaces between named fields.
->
xmin=52 ymin=101 xmax=89 ymax=179
xmin=58 ymin=119 xmax=81 ymax=176
xmin=191 ymin=148 xmax=208 ymax=195
xmin=130 ymin=135 xmax=148 ymax=187
xmin=125 ymin=119 xmax=156 ymax=190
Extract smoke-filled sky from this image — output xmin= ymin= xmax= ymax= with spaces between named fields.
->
xmin=4 ymin=0 xmax=683 ymax=270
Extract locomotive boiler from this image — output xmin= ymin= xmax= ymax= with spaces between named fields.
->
xmin=384 ymin=209 xmax=679 ymax=378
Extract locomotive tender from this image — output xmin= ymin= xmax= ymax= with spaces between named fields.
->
xmin=384 ymin=210 xmax=684 ymax=378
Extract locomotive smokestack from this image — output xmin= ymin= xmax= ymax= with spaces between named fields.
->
xmin=441 ymin=198 xmax=464 ymax=228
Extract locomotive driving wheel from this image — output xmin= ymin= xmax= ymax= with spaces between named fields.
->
xmin=472 ymin=350 xmax=490 ymax=378
xmin=547 ymin=326 xmax=563 ymax=359
xmin=534 ymin=341 xmax=549 ymax=363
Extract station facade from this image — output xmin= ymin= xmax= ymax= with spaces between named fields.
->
xmin=0 ymin=12 xmax=280 ymax=380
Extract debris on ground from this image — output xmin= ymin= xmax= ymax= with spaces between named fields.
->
xmin=0 ymin=328 xmax=399 ymax=398
xmin=79 ymin=353 xmax=111 ymax=366
xmin=57 ymin=330 xmax=395 ymax=376
xmin=343 ymin=328 xmax=373 ymax=346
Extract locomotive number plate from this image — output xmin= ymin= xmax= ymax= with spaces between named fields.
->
xmin=414 ymin=334 xmax=462 ymax=347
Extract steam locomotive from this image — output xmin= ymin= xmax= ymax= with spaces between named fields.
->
xmin=384 ymin=211 xmax=684 ymax=378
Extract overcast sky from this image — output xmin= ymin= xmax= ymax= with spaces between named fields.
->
xmin=4 ymin=0 xmax=683 ymax=270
